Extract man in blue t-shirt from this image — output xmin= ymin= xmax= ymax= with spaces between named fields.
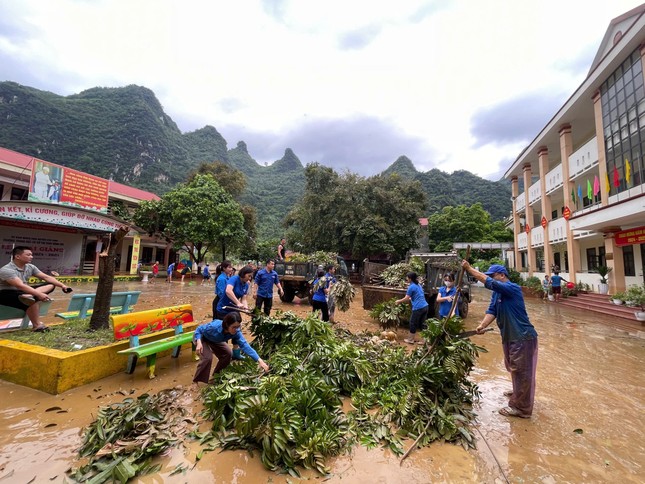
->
xmin=461 ymin=261 xmax=538 ymax=419
xmin=254 ymin=259 xmax=284 ymax=315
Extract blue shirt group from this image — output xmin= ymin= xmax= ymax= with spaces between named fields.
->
xmin=484 ymin=277 xmax=538 ymax=344
xmin=217 ymin=274 xmax=250 ymax=314
xmin=193 ymin=319 xmax=259 ymax=361
xmin=255 ymin=268 xmax=280 ymax=298
xmin=437 ymin=285 xmax=459 ymax=318
xmin=406 ymin=282 xmax=428 ymax=311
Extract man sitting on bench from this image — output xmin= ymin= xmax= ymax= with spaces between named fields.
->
xmin=0 ymin=246 xmax=71 ymax=332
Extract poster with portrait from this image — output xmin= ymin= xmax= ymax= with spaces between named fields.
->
xmin=28 ymin=159 xmax=109 ymax=213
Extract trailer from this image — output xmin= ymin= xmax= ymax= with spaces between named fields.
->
xmin=275 ymin=256 xmax=348 ymax=303
xmin=361 ymin=254 xmax=471 ymax=317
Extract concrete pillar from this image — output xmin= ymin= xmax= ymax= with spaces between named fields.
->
xmin=522 ymin=163 xmax=534 ymax=277
xmin=592 ymin=90 xmax=609 ymax=206
xmin=511 ymin=176 xmax=521 ymax=271
xmin=538 ymin=146 xmax=552 ymax=273
xmin=163 ymin=244 xmax=171 ymax=267
xmin=559 ymin=124 xmax=579 ymax=283
xmin=604 ymin=229 xmax=626 ymax=293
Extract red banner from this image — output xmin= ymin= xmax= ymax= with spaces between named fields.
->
xmin=28 ymin=159 xmax=109 ymax=213
xmin=563 ymin=206 xmax=571 ymax=220
xmin=615 ymin=226 xmax=645 ymax=246
xmin=541 ymin=216 xmax=547 ymax=228
xmin=525 ymin=224 xmax=530 ymax=233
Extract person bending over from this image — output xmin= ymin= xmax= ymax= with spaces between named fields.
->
xmin=192 ymin=312 xmax=269 ymax=384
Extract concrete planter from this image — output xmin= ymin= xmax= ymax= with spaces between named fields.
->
xmin=0 ymin=322 xmax=198 ymax=394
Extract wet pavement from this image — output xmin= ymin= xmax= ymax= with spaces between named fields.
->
xmin=1 ymin=280 xmax=644 ymax=483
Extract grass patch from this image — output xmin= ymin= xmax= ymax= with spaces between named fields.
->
xmin=1 ymin=318 xmax=114 ymax=351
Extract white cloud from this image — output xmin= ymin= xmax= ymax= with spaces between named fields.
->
xmin=0 ymin=0 xmax=642 ymax=178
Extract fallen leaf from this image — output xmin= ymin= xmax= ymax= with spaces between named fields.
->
xmin=44 ymin=423 xmax=57 ymax=428
xmin=573 ymin=428 xmax=583 ymax=434
xmin=45 ymin=406 xmax=62 ymax=412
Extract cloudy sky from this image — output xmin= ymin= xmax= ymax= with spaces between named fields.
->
xmin=0 ymin=0 xmax=642 ymax=179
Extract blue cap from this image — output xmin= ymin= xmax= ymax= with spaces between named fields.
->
xmin=485 ymin=264 xmax=509 ymax=276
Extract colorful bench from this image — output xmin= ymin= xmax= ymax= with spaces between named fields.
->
xmin=115 ymin=304 xmax=196 ymax=379
xmin=0 ymin=300 xmax=53 ymax=330
xmin=55 ymin=291 xmax=141 ymax=319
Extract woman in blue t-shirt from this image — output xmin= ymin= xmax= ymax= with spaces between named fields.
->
xmin=311 ymin=268 xmax=330 ymax=322
xmin=395 ymin=272 xmax=429 ymax=344
xmin=436 ymin=273 xmax=459 ymax=319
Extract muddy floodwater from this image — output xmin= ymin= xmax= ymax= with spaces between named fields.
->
xmin=1 ymin=279 xmax=644 ymax=483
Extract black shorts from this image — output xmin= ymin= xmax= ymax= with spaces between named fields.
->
xmin=0 ymin=283 xmax=53 ymax=310
xmin=551 ymin=286 xmax=561 ymax=294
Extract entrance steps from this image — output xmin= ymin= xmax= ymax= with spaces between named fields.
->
xmin=558 ymin=292 xmax=644 ymax=325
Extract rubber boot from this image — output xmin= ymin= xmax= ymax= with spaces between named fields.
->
xmin=403 ymin=332 xmax=416 ymax=344
xmin=232 ymin=348 xmax=245 ymax=360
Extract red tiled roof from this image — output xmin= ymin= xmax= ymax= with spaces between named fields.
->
xmin=0 ymin=146 xmax=159 ymax=202
xmin=109 ymin=180 xmax=159 ymax=201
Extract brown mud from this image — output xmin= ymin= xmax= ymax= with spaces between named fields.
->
xmin=1 ymin=280 xmax=644 ymax=483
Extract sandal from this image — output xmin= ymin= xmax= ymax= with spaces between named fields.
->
xmin=498 ymin=406 xmax=530 ymax=419
xmin=33 ymin=326 xmax=51 ymax=333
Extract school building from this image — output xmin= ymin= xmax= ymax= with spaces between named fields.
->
xmin=505 ymin=4 xmax=645 ymax=294
xmin=0 ymin=146 xmax=174 ymax=274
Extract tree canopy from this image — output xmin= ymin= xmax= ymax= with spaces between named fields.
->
xmin=286 ymin=164 xmax=427 ymax=260
xmin=427 ymin=203 xmax=513 ymax=253
xmin=132 ymin=174 xmax=247 ymax=263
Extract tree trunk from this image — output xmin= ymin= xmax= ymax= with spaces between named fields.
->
xmin=89 ymin=226 xmax=130 ymax=331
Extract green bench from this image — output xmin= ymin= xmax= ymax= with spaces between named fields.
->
xmin=114 ymin=304 xmax=196 ymax=379
xmin=55 ymin=291 xmax=141 ymax=319
xmin=0 ymin=300 xmax=53 ymax=330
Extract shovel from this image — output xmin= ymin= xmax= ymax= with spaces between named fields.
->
xmin=455 ymin=327 xmax=494 ymax=339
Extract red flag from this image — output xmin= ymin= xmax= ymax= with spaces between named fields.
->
xmin=613 ymin=165 xmax=620 ymax=187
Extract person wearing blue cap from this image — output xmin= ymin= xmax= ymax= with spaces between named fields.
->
xmin=461 ymin=261 xmax=538 ymax=419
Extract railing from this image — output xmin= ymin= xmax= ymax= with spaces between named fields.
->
xmin=569 ymin=137 xmax=598 ymax=179
xmin=548 ymin=217 xmax=567 ymax=243
xmin=607 ymin=183 xmax=644 ymax=204
xmin=515 ymin=192 xmax=526 ymax=213
xmin=545 ymin=164 xmax=563 ymax=194
xmin=517 ymin=232 xmax=528 ymax=250
xmin=530 ymin=226 xmax=544 ymax=247
xmin=528 ymin=180 xmax=541 ymax=205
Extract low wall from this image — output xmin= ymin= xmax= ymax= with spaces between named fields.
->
xmin=0 ymin=322 xmax=199 ymax=394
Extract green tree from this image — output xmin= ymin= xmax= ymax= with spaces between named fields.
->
xmin=133 ymin=174 xmax=247 ymax=263
xmin=187 ymin=161 xmax=246 ymax=199
xmin=286 ymin=164 xmax=427 ymax=260
xmin=427 ymin=203 xmax=513 ymax=253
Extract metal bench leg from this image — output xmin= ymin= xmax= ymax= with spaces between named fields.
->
xmin=126 ymin=354 xmax=138 ymax=374
xmin=146 ymin=354 xmax=157 ymax=379
xmin=172 ymin=345 xmax=181 ymax=358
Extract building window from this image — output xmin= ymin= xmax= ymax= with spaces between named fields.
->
xmin=10 ymin=187 xmax=27 ymax=200
xmin=586 ymin=248 xmax=598 ymax=271
xmin=601 ymin=49 xmax=645 ymax=195
xmin=552 ymin=209 xmax=558 ymax=219
xmin=553 ymin=252 xmax=561 ymax=272
xmin=623 ymin=246 xmax=635 ymax=276
xmin=598 ymin=247 xmax=606 ymax=267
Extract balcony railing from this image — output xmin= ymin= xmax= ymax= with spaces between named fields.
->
xmin=530 ymin=226 xmax=544 ymax=248
xmin=545 ymin=164 xmax=563 ymax=194
xmin=548 ymin=217 xmax=567 ymax=243
xmin=528 ymin=180 xmax=541 ymax=206
xmin=569 ymin=137 xmax=598 ymax=179
xmin=517 ymin=232 xmax=528 ymax=250
xmin=608 ymin=183 xmax=644 ymax=204
xmin=515 ymin=192 xmax=526 ymax=213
